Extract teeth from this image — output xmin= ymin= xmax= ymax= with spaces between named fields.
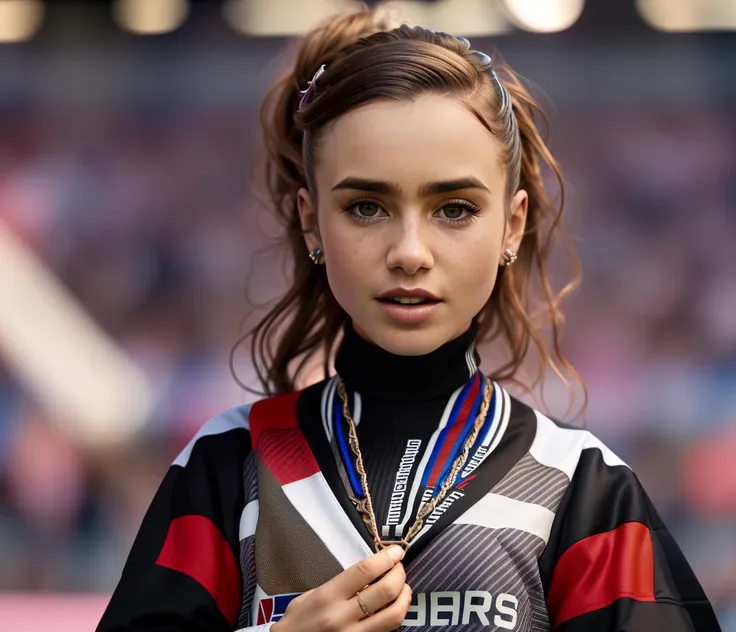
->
xmin=391 ymin=297 xmax=426 ymax=305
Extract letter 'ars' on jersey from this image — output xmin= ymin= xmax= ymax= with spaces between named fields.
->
xmin=97 ymin=378 xmax=722 ymax=632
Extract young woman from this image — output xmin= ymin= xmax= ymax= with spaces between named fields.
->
xmin=98 ymin=7 xmax=721 ymax=632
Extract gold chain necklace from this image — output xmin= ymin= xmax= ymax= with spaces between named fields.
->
xmin=337 ymin=376 xmax=493 ymax=552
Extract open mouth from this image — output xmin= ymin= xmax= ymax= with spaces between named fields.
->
xmin=376 ymin=293 xmax=441 ymax=323
xmin=377 ymin=297 xmax=440 ymax=306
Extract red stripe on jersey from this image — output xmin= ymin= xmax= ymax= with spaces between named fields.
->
xmin=426 ymin=374 xmax=480 ymax=488
xmin=250 ymin=391 xmax=320 ymax=485
xmin=547 ymin=521 xmax=656 ymax=628
xmin=156 ymin=515 xmax=240 ymax=625
xmin=249 ymin=391 xmax=302 ymax=445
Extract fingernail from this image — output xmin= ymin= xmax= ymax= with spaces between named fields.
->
xmin=387 ymin=545 xmax=404 ymax=561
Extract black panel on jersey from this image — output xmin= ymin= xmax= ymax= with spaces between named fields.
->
xmin=556 ymin=598 xmax=717 ymax=632
xmin=168 ymin=429 xmax=251 ymax=550
xmin=648 ymin=502 xmax=722 ymax=630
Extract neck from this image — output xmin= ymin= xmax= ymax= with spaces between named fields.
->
xmin=334 ymin=322 xmax=480 ymax=401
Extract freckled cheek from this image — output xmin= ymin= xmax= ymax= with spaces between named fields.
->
xmin=323 ymin=236 xmax=375 ymax=303
xmin=447 ymin=239 xmax=499 ymax=298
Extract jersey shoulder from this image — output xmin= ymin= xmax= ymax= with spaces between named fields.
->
xmin=173 ymin=404 xmax=253 ymax=468
xmin=517 ymin=399 xmax=630 ymax=481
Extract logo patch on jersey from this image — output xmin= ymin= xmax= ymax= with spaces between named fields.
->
xmin=403 ymin=591 xmax=519 ymax=628
xmin=256 ymin=593 xmax=300 ymax=624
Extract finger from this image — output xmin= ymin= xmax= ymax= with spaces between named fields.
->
xmin=326 ymin=546 xmax=405 ymax=598
xmin=348 ymin=562 xmax=406 ymax=620
xmin=358 ymin=583 xmax=412 ymax=632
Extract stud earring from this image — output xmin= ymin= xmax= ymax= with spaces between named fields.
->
xmin=501 ymin=249 xmax=517 ymax=267
xmin=308 ymin=247 xmax=323 ymax=264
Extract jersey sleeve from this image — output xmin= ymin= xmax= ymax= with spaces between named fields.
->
xmin=97 ymin=407 xmax=255 ymax=632
xmin=538 ymin=447 xmax=722 ymax=632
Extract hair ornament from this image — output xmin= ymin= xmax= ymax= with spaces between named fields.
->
xmin=298 ymin=64 xmax=326 ymax=112
xmin=469 ymin=49 xmax=510 ymax=111
xmin=470 ymin=50 xmax=492 ymax=68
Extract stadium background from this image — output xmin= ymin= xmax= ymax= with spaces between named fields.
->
xmin=0 ymin=0 xmax=734 ymax=629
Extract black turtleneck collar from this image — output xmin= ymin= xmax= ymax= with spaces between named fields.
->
xmin=334 ymin=322 xmax=480 ymax=401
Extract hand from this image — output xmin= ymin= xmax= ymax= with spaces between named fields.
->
xmin=271 ymin=545 xmax=412 ymax=632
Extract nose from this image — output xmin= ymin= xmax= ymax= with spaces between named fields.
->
xmin=386 ymin=216 xmax=434 ymax=275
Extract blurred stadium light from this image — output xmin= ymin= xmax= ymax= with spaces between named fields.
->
xmin=223 ymin=0 xmax=356 ymax=36
xmin=502 ymin=0 xmax=585 ymax=33
xmin=113 ymin=0 xmax=189 ymax=35
xmin=1 ymin=0 xmax=735 ymax=40
xmin=382 ymin=0 xmax=512 ymax=35
xmin=224 ymin=0 xmax=512 ymax=36
xmin=0 ymin=0 xmax=45 ymax=43
xmin=636 ymin=0 xmax=736 ymax=32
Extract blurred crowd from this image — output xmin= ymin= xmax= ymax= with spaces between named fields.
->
xmin=0 ymin=97 xmax=734 ymax=626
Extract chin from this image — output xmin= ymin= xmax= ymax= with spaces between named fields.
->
xmin=358 ymin=322 xmax=452 ymax=357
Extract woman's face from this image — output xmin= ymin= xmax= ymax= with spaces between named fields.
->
xmin=298 ymin=95 xmax=527 ymax=356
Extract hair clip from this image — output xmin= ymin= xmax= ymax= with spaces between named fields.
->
xmin=468 ymin=50 xmax=507 ymax=106
xmin=298 ymin=64 xmax=326 ymax=112
xmin=470 ymin=50 xmax=492 ymax=68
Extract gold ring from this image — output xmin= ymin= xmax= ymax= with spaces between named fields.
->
xmin=356 ymin=593 xmax=372 ymax=617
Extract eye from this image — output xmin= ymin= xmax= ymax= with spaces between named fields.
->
xmin=352 ymin=201 xmax=383 ymax=217
xmin=440 ymin=205 xmax=466 ymax=220
xmin=342 ymin=200 xmax=387 ymax=222
xmin=436 ymin=200 xmax=481 ymax=223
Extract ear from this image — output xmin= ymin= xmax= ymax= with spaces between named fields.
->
xmin=297 ymin=187 xmax=321 ymax=253
xmin=503 ymin=189 xmax=528 ymax=257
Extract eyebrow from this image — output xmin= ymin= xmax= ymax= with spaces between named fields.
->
xmin=331 ymin=176 xmax=490 ymax=197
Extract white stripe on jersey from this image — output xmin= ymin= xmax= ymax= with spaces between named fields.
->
xmin=530 ymin=411 xmax=629 ymax=480
xmin=454 ymin=492 xmax=556 ymax=544
xmin=320 ymin=375 xmax=338 ymax=442
xmin=467 ymin=342 xmax=478 ymax=376
xmin=353 ymin=390 xmax=362 ymax=427
xmin=173 ymin=405 xmax=251 ymax=468
xmin=239 ymin=499 xmax=259 ymax=541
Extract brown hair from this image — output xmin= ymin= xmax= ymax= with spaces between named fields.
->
xmin=241 ymin=7 xmax=584 ymax=411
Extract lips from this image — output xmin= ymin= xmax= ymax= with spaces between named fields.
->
xmin=376 ymin=288 xmax=441 ymax=305
xmin=375 ymin=288 xmax=442 ymax=324
xmin=376 ymin=298 xmax=441 ymax=324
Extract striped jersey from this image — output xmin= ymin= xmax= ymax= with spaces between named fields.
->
xmin=98 ymin=325 xmax=720 ymax=632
